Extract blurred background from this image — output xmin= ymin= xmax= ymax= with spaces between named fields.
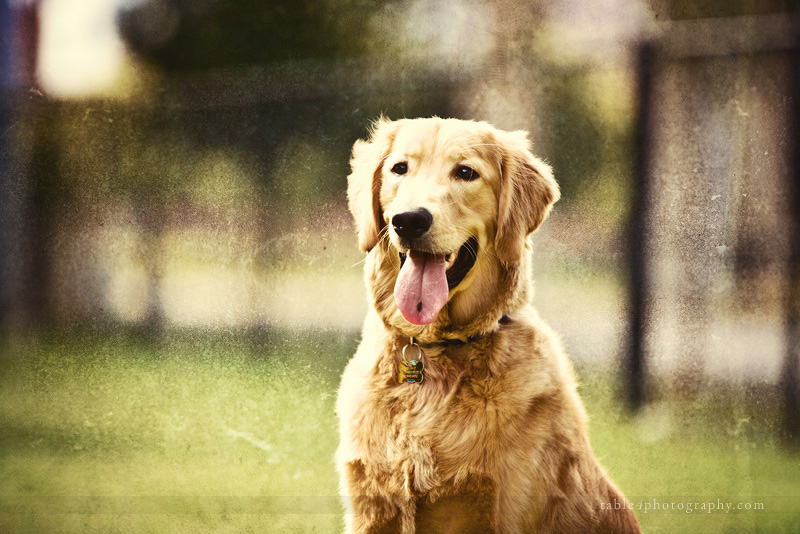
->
xmin=1 ymin=0 xmax=799 ymax=532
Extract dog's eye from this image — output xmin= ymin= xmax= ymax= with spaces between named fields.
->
xmin=391 ymin=162 xmax=408 ymax=176
xmin=454 ymin=165 xmax=479 ymax=181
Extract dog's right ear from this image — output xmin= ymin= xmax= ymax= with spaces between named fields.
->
xmin=347 ymin=117 xmax=399 ymax=253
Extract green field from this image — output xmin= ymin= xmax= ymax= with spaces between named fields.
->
xmin=1 ymin=330 xmax=798 ymax=533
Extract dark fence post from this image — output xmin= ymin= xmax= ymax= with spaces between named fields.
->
xmin=627 ymin=40 xmax=657 ymax=412
xmin=0 ymin=1 xmax=38 ymax=336
xmin=782 ymin=24 xmax=800 ymax=448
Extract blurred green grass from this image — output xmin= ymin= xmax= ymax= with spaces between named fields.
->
xmin=1 ymin=331 xmax=798 ymax=533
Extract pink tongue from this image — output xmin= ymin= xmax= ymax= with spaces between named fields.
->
xmin=394 ymin=251 xmax=449 ymax=325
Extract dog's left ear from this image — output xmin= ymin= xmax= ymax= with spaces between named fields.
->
xmin=495 ymin=131 xmax=560 ymax=264
xmin=347 ymin=118 xmax=399 ymax=253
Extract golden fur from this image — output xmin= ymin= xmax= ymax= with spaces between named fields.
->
xmin=336 ymin=117 xmax=641 ymax=533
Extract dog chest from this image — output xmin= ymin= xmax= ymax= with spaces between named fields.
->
xmin=355 ymin=361 xmax=534 ymax=492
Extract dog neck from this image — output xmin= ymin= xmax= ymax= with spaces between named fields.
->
xmin=393 ymin=313 xmax=510 ymax=385
xmin=409 ymin=313 xmax=510 ymax=348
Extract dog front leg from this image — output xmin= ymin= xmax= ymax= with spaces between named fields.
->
xmin=342 ymin=459 xmax=408 ymax=534
xmin=343 ymin=495 xmax=402 ymax=534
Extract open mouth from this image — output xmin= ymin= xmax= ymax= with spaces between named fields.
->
xmin=394 ymin=237 xmax=479 ymax=325
xmin=399 ymin=236 xmax=479 ymax=290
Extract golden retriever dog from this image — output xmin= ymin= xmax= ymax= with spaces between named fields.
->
xmin=336 ymin=117 xmax=640 ymax=534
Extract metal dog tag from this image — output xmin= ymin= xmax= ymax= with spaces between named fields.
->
xmin=398 ymin=339 xmax=424 ymax=384
xmin=398 ymin=359 xmax=424 ymax=384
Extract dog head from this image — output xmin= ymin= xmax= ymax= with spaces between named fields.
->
xmin=348 ymin=117 xmax=559 ymax=336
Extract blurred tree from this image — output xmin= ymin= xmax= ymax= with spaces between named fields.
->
xmin=1 ymin=1 xmax=39 ymax=334
xmin=648 ymin=0 xmax=799 ymax=19
xmin=547 ymin=73 xmax=604 ymax=204
xmin=118 ymin=0 xmax=383 ymax=71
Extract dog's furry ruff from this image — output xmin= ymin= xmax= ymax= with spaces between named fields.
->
xmin=337 ymin=117 xmax=641 ymax=533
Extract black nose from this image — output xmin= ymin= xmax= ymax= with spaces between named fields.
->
xmin=392 ymin=209 xmax=433 ymax=241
